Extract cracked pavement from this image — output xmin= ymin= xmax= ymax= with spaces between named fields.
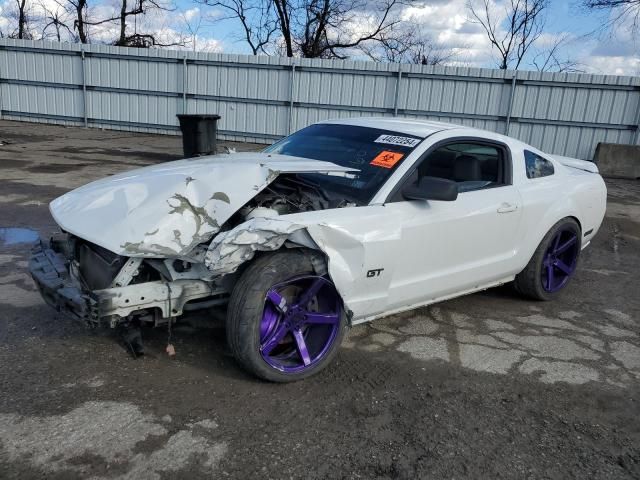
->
xmin=0 ymin=121 xmax=639 ymax=479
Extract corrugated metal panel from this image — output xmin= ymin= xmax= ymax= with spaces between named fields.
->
xmin=1 ymin=38 xmax=638 ymax=157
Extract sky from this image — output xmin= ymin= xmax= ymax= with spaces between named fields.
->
xmin=1 ymin=0 xmax=638 ymax=76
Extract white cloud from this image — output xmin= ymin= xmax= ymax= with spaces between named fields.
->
xmin=399 ymin=0 xmax=504 ymax=67
xmin=583 ymin=55 xmax=640 ymax=76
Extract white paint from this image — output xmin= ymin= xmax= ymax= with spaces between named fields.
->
xmin=49 ymin=152 xmax=356 ymax=258
xmin=551 ymin=155 xmax=599 ymax=173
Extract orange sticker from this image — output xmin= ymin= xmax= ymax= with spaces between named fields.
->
xmin=370 ymin=151 xmax=404 ymax=168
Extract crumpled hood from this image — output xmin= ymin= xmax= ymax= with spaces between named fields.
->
xmin=50 ymin=152 xmax=355 ymax=257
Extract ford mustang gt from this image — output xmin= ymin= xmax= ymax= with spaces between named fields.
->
xmin=30 ymin=117 xmax=607 ymax=381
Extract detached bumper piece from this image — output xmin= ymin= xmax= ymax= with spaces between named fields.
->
xmin=29 ymin=241 xmax=98 ymax=325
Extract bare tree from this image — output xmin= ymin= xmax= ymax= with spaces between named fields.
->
xmin=468 ymin=0 xmax=548 ymax=70
xmin=112 ymin=0 xmax=174 ymax=46
xmin=9 ymin=0 xmax=34 ymax=39
xmin=70 ymin=0 xmax=89 ymax=42
xmin=581 ymin=0 xmax=640 ymax=36
xmin=199 ymin=0 xmax=405 ymax=58
xmin=361 ymin=25 xmax=458 ymax=65
xmin=51 ymin=0 xmax=90 ymax=43
xmin=84 ymin=0 xmax=183 ymax=47
xmin=39 ymin=0 xmax=75 ymax=41
xmin=281 ymin=0 xmax=403 ymax=59
xmin=198 ymin=0 xmax=277 ymax=54
xmin=531 ymin=33 xmax=584 ymax=72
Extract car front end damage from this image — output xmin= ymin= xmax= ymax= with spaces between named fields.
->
xmin=29 ymin=234 xmax=225 ymax=329
xmin=28 ymin=152 xmax=361 ymax=334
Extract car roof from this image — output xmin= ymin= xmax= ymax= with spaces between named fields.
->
xmin=319 ymin=116 xmax=460 ymax=138
xmin=318 ymin=116 xmax=534 ymax=153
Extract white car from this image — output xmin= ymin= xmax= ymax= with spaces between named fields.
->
xmin=30 ymin=117 xmax=607 ymax=381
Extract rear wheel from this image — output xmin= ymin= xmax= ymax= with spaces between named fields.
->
xmin=514 ymin=218 xmax=581 ymax=300
xmin=226 ymin=250 xmax=347 ymax=382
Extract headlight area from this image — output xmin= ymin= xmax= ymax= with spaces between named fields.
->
xmin=29 ymin=233 xmax=228 ymax=330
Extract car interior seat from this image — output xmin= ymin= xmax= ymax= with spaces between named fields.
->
xmin=453 ymin=154 xmax=482 ymax=181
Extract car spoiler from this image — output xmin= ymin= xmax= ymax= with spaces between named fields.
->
xmin=552 ymin=155 xmax=599 ymax=174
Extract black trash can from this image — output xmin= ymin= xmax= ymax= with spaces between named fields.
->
xmin=176 ymin=114 xmax=221 ymax=157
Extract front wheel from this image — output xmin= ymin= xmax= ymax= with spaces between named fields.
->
xmin=226 ymin=250 xmax=348 ymax=382
xmin=514 ymin=217 xmax=581 ymax=300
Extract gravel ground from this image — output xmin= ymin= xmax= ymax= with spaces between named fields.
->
xmin=0 ymin=120 xmax=639 ymax=479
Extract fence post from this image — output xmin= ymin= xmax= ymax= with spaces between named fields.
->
xmin=505 ymin=71 xmax=517 ymax=136
xmin=393 ymin=65 xmax=403 ymax=117
xmin=80 ymin=49 xmax=88 ymax=128
xmin=634 ymin=91 xmax=640 ymax=146
xmin=0 ymin=55 xmax=3 ymax=121
xmin=182 ymin=54 xmax=188 ymax=115
xmin=288 ymin=63 xmax=296 ymax=134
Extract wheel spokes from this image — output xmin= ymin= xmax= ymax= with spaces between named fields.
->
xmin=555 ymin=259 xmax=573 ymax=275
xmin=266 ymin=289 xmax=288 ymax=313
xmin=260 ymin=275 xmax=342 ymax=372
xmin=295 ymin=278 xmax=325 ymax=308
xmin=303 ymin=311 xmax=340 ymax=325
xmin=261 ymin=323 xmax=289 ymax=355
xmin=540 ymin=227 xmax=580 ymax=293
xmin=555 ymin=236 xmax=576 ymax=255
xmin=292 ymin=328 xmax=311 ymax=366
xmin=546 ymin=264 xmax=555 ymax=290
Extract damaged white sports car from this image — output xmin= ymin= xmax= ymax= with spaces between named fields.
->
xmin=30 ymin=117 xmax=607 ymax=381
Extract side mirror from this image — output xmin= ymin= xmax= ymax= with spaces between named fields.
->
xmin=402 ymin=176 xmax=458 ymax=202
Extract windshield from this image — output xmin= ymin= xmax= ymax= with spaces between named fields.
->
xmin=264 ymin=123 xmax=423 ymax=204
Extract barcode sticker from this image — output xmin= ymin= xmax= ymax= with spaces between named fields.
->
xmin=374 ymin=134 xmax=421 ymax=148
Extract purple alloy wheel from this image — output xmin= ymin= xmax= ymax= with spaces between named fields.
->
xmin=541 ymin=227 xmax=579 ymax=292
xmin=259 ymin=275 xmax=341 ymax=373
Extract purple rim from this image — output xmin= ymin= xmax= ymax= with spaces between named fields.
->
xmin=259 ymin=275 xmax=341 ymax=373
xmin=541 ymin=228 xmax=579 ymax=292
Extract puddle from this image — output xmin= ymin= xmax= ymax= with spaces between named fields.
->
xmin=0 ymin=227 xmax=39 ymax=246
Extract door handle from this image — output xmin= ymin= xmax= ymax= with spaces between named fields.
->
xmin=497 ymin=202 xmax=518 ymax=213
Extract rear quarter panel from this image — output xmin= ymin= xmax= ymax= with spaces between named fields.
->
xmin=512 ymin=146 xmax=607 ymax=273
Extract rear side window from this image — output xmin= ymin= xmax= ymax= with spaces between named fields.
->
xmin=524 ymin=150 xmax=554 ymax=178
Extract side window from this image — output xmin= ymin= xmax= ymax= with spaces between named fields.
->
xmin=524 ymin=150 xmax=554 ymax=179
xmin=413 ymin=142 xmax=507 ymax=193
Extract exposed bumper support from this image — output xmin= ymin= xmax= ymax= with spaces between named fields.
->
xmin=30 ymin=241 xmax=224 ymax=326
xmin=95 ymin=280 xmax=219 ymax=319
xmin=29 ymin=241 xmax=98 ymax=323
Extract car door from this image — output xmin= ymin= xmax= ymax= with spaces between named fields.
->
xmin=380 ymin=138 xmax=524 ymax=312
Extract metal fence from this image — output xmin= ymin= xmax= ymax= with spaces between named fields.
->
xmin=1 ymin=38 xmax=639 ymax=160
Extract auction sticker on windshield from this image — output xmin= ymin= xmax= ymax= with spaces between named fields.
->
xmin=371 ymin=151 xmax=404 ymax=168
xmin=374 ymin=134 xmax=421 ymax=148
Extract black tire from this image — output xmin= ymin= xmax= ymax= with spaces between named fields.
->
xmin=514 ymin=217 xmax=581 ymax=301
xmin=226 ymin=250 xmax=348 ymax=382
